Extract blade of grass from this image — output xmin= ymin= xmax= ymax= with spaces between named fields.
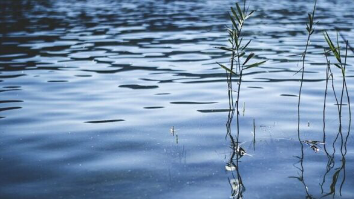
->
xmin=236 ymin=3 xmax=244 ymax=20
xmin=244 ymin=60 xmax=266 ymax=69
xmin=243 ymin=53 xmax=254 ymax=65
xmin=231 ymin=7 xmax=241 ymax=24
xmin=217 ymin=62 xmax=237 ymax=75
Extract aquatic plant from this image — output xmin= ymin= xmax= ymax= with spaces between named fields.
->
xmin=323 ymin=32 xmax=351 ymax=125
xmin=292 ymin=2 xmax=317 ymax=195
xmin=217 ymin=1 xmax=265 ymax=144
xmin=297 ymin=0 xmax=317 ymax=136
xmin=320 ymin=32 xmax=351 ymax=197
xmin=217 ymin=1 xmax=265 ymax=198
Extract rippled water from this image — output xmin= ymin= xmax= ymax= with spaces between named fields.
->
xmin=1 ymin=0 xmax=354 ymax=198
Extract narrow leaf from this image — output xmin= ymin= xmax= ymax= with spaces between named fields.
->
xmin=310 ymin=29 xmax=314 ymax=35
xmin=229 ymin=15 xmax=238 ymax=30
xmin=306 ymin=24 xmax=310 ymax=33
xmin=241 ymin=40 xmax=252 ymax=51
xmin=243 ymin=53 xmax=255 ymax=65
xmin=228 ymin=29 xmax=233 ymax=38
xmin=216 ymin=46 xmax=234 ymax=52
xmin=334 ymin=63 xmax=342 ymax=69
xmin=244 ymin=60 xmax=267 ymax=70
xmin=233 ymin=31 xmax=238 ymax=43
xmin=217 ymin=62 xmax=237 ymax=75
xmin=247 ymin=10 xmax=255 ymax=18
xmin=308 ymin=13 xmax=313 ymax=26
xmin=237 ymin=52 xmax=245 ymax=58
xmin=236 ymin=3 xmax=244 ymax=20
xmin=288 ymin=176 xmax=302 ymax=181
xmin=324 ymin=32 xmax=335 ymax=51
xmin=324 ymin=32 xmax=341 ymax=63
xmin=239 ymin=37 xmax=243 ymax=47
xmin=231 ymin=7 xmax=241 ymax=24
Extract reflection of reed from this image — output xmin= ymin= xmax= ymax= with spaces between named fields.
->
xmin=292 ymin=39 xmax=352 ymax=198
xmin=226 ymin=110 xmax=245 ymax=198
xmin=292 ymin=1 xmax=317 ymax=197
xmin=291 ymin=142 xmax=314 ymax=198
xmin=219 ymin=1 xmax=264 ymax=197
xmin=320 ymin=134 xmax=348 ymax=197
xmin=320 ymin=33 xmax=352 ymax=197
xmin=298 ymin=0 xmax=317 ymax=141
xmin=320 ymin=111 xmax=350 ymax=197
xmin=320 ymin=50 xmax=351 ymax=197
xmin=225 ymin=77 xmax=245 ymax=199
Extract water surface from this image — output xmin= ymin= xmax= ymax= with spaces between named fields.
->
xmin=1 ymin=0 xmax=354 ymax=198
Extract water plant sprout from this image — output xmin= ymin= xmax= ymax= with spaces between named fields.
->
xmin=217 ymin=1 xmax=265 ymax=144
xmin=217 ymin=1 xmax=265 ymax=198
xmin=297 ymin=0 xmax=317 ymax=138
xmin=293 ymin=1 xmax=317 ymax=195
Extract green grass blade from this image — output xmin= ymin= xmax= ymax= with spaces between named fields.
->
xmin=217 ymin=62 xmax=237 ymax=75
xmin=216 ymin=46 xmax=234 ymax=52
xmin=236 ymin=3 xmax=244 ymax=20
xmin=243 ymin=53 xmax=255 ymax=65
xmin=239 ymin=37 xmax=243 ymax=47
xmin=308 ymin=13 xmax=313 ymax=27
xmin=238 ymin=52 xmax=245 ymax=58
xmin=244 ymin=60 xmax=266 ymax=70
xmin=241 ymin=40 xmax=252 ymax=51
xmin=324 ymin=32 xmax=341 ymax=63
xmin=334 ymin=63 xmax=342 ymax=69
xmin=231 ymin=7 xmax=241 ymax=24
xmin=229 ymin=15 xmax=238 ymax=31
xmin=247 ymin=10 xmax=255 ymax=18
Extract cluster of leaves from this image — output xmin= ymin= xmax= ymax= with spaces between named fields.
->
xmin=217 ymin=2 xmax=266 ymax=76
xmin=306 ymin=0 xmax=317 ymax=36
xmin=323 ymin=32 xmax=348 ymax=74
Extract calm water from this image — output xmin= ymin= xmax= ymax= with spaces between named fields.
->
xmin=1 ymin=0 xmax=354 ymax=198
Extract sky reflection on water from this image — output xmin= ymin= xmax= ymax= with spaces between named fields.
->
xmin=1 ymin=0 xmax=354 ymax=198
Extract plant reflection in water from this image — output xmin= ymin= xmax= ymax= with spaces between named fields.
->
xmin=218 ymin=0 xmax=265 ymax=197
xmin=320 ymin=34 xmax=352 ymax=198
xmin=291 ymin=30 xmax=352 ymax=198
xmin=225 ymin=105 xmax=245 ymax=199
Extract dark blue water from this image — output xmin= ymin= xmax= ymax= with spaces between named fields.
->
xmin=1 ymin=0 xmax=354 ymax=198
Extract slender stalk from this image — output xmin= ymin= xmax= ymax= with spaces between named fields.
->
xmin=323 ymin=50 xmax=330 ymax=143
xmin=234 ymin=4 xmax=245 ymax=197
xmin=298 ymin=33 xmax=311 ymax=138
xmin=218 ymin=2 xmax=265 ymax=198
xmin=294 ymin=2 xmax=317 ymax=197
xmin=321 ymin=33 xmax=351 ymax=197
xmin=253 ymin=118 xmax=256 ymax=151
xmin=341 ymin=41 xmax=351 ymax=155
xmin=298 ymin=0 xmax=317 ymax=140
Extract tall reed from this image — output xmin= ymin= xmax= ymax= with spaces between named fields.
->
xmin=218 ymin=1 xmax=265 ymax=198
xmin=217 ymin=1 xmax=265 ymax=143
xmin=320 ymin=32 xmax=352 ymax=197
xmin=293 ymin=1 xmax=317 ymax=196
xmin=297 ymin=0 xmax=317 ymax=138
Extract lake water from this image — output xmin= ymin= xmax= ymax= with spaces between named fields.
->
xmin=1 ymin=0 xmax=354 ymax=198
